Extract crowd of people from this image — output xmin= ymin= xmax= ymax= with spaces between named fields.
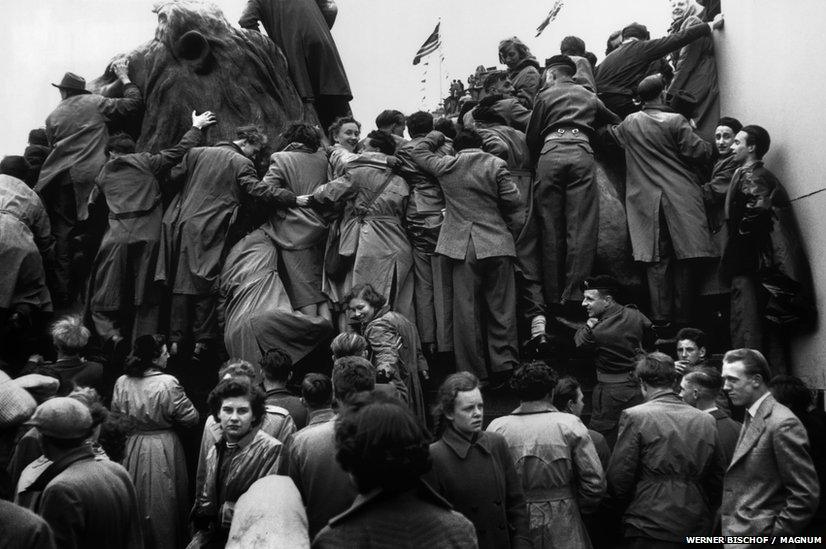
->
xmin=1 ymin=0 xmax=825 ymax=547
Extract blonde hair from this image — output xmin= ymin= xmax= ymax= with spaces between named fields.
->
xmin=50 ymin=315 xmax=90 ymax=354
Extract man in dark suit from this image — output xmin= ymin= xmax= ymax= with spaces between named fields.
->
xmin=409 ymin=129 xmax=524 ymax=384
xmin=721 ymin=349 xmax=819 ymax=542
xmin=680 ymin=366 xmax=740 ymax=465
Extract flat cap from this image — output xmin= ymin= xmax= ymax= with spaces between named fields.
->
xmin=27 ymin=397 xmax=92 ymax=439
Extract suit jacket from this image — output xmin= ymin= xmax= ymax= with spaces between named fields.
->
xmin=720 ymin=394 xmax=819 ymax=542
xmin=408 ymin=131 xmax=523 ymax=260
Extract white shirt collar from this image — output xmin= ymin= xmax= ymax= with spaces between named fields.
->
xmin=702 ymin=406 xmax=718 ymax=414
xmin=747 ymin=391 xmax=770 ymax=418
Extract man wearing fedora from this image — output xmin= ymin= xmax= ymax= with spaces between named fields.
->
xmin=20 ymin=397 xmax=144 ymax=549
xmin=36 ymin=59 xmax=142 ymax=309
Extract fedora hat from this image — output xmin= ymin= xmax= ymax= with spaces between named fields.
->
xmin=51 ymin=72 xmax=91 ymax=94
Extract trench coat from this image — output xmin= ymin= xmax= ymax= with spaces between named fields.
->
xmin=220 ymin=228 xmax=333 ymax=366
xmin=36 ymin=85 xmax=142 ymax=219
xmin=111 ymin=370 xmax=199 ymax=549
xmin=156 ymin=142 xmax=282 ymax=296
xmin=607 ymin=392 xmax=724 ymax=543
xmin=509 ymin=58 xmax=542 ymax=108
xmin=488 ymin=408 xmax=606 ymax=549
xmin=239 ymin=0 xmax=351 ymax=102
xmin=90 ymin=127 xmax=202 ymax=311
xmin=357 ymin=306 xmax=428 ymax=424
xmin=0 ymin=175 xmax=53 ymax=311
xmin=427 ymin=427 xmax=531 ymax=549
xmin=667 ymin=4 xmax=720 ymax=142
xmin=610 ymin=105 xmax=715 ymax=262
xmin=226 ymin=476 xmax=310 ymax=549
xmin=312 ymin=153 xmax=414 ymax=318
xmin=30 ymin=446 xmax=144 ymax=549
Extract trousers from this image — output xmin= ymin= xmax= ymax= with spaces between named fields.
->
xmin=169 ymin=293 xmax=219 ymax=345
xmin=412 ymin=248 xmax=452 ymax=350
xmin=646 ymin=214 xmax=694 ymax=326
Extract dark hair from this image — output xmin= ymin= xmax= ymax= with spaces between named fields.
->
xmin=434 ymin=117 xmax=457 ymax=140
xmin=498 ymin=37 xmax=530 ymax=63
xmin=260 ymin=348 xmax=292 ymax=383
xmin=432 ymin=372 xmax=480 ymax=435
xmin=327 ymin=116 xmax=361 ymax=142
xmin=0 ymin=156 xmax=30 ymax=180
xmin=717 ymin=116 xmax=743 ymax=135
xmin=28 ymin=128 xmax=48 ymax=147
xmin=606 ymin=29 xmax=623 ymax=55
xmin=769 ymin=375 xmax=812 ymax=418
xmin=301 ymin=373 xmax=333 ymax=408
xmin=331 ymin=332 xmax=369 ymax=359
xmin=106 ymin=132 xmax=136 ymax=155
xmin=683 ymin=366 xmax=723 ymax=398
xmin=335 ymin=391 xmax=431 ymax=493
xmin=472 ymin=105 xmax=507 ymax=126
xmin=560 ymin=35 xmax=586 ymax=56
xmin=622 ymin=22 xmax=649 ymax=41
xmin=553 ymin=376 xmax=582 ymax=411
xmin=236 ymin=125 xmax=268 ymax=147
xmin=676 ymin=327 xmax=707 ymax=349
xmin=637 ymin=74 xmax=664 ymax=101
xmin=723 ymin=348 xmax=772 ymax=384
xmin=208 ymin=378 xmax=266 ymax=426
xmin=68 ymin=387 xmax=108 ymax=428
xmin=635 ymin=352 xmax=676 ymax=388
xmin=510 ymin=360 xmax=559 ymax=402
xmin=97 ymin=411 xmax=134 ymax=462
xmin=332 ymin=356 xmax=376 ymax=404
xmin=406 ymin=111 xmax=434 ymax=137
xmin=125 ymin=334 xmax=166 ymax=377
xmin=482 ymin=70 xmax=508 ymax=92
xmin=741 ymin=125 xmax=771 ymax=159
xmin=375 ymin=109 xmax=405 ymax=129
xmin=454 ymin=129 xmax=483 ymax=152
xmin=343 ymin=283 xmax=387 ymax=310
xmin=584 ymin=51 xmax=597 ymax=69
xmin=280 ymin=121 xmax=320 ymax=152
xmin=365 ymin=130 xmax=396 ymax=155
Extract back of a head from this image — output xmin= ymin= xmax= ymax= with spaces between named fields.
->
xmin=553 ymin=376 xmax=581 ymax=410
xmin=622 ymin=22 xmax=649 ymax=41
xmin=301 ymin=373 xmax=333 ymax=409
xmin=636 ymin=352 xmax=676 ymax=389
xmin=236 ymin=125 xmax=268 ymax=147
xmin=434 ymin=117 xmax=457 ymax=140
xmin=406 ymin=111 xmax=434 ymax=138
xmin=365 ymin=130 xmax=396 ymax=155
xmin=330 ymin=332 xmax=368 ymax=359
xmin=335 ymin=391 xmax=431 ymax=494
xmin=50 ymin=315 xmax=90 ymax=355
xmin=375 ymin=109 xmax=405 ymax=130
xmin=544 ymin=55 xmax=577 ymax=79
xmin=332 ymin=356 xmax=376 ymax=403
xmin=218 ymin=358 xmax=260 ymax=384
xmin=0 ymin=156 xmax=30 ymax=181
xmin=259 ymin=348 xmax=292 ymax=383
xmin=637 ymin=74 xmax=665 ymax=102
xmin=741 ymin=125 xmax=771 ymax=159
xmin=769 ymin=374 xmax=811 ymax=417
xmin=482 ymin=70 xmax=508 ymax=93
xmin=106 ymin=132 xmax=137 ymax=155
xmin=28 ymin=128 xmax=48 ymax=147
xmin=280 ymin=121 xmax=321 ymax=152
xmin=125 ymin=334 xmax=165 ymax=377
xmin=453 ymin=129 xmax=483 ymax=152
xmin=723 ymin=348 xmax=772 ymax=385
xmin=560 ymin=35 xmax=586 ymax=57
xmin=510 ymin=360 xmax=559 ymax=402
xmin=684 ymin=367 xmax=723 ymax=399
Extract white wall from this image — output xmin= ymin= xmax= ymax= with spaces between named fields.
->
xmin=716 ymin=0 xmax=826 ymax=387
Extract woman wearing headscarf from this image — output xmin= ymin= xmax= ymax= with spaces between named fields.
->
xmin=111 ymin=335 xmax=199 ymax=549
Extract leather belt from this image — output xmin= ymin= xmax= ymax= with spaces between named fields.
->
xmin=544 ymin=127 xmax=589 ymax=142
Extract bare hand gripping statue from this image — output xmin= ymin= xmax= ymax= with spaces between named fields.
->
xmin=89 ymin=0 xmax=311 ymax=154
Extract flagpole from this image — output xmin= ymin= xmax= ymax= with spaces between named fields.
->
xmin=438 ymin=18 xmax=443 ymax=109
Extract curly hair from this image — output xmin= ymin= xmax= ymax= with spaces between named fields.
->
xmin=365 ymin=130 xmax=396 ymax=155
xmin=218 ymin=358 xmax=260 ymax=384
xmin=335 ymin=391 xmax=431 ymax=493
xmin=343 ymin=283 xmax=387 ymax=310
xmin=498 ymin=37 xmax=531 ymax=64
xmin=208 ymin=378 xmax=266 ymax=426
xmin=279 ymin=121 xmax=321 ymax=152
xmin=50 ymin=315 xmax=90 ymax=354
xmin=106 ymin=132 xmax=136 ymax=155
xmin=432 ymin=372 xmax=480 ymax=436
xmin=406 ymin=111 xmax=433 ymax=137
xmin=235 ymin=125 xmax=268 ymax=147
xmin=332 ymin=356 xmax=376 ymax=404
xmin=327 ymin=116 xmax=361 ymax=143
xmin=510 ymin=360 xmax=559 ymax=402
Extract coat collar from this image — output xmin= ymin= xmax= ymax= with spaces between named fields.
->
xmin=440 ymin=425 xmax=493 ymax=459
xmin=26 ymin=444 xmax=95 ymax=493
xmin=328 ymin=480 xmax=454 ymax=527
xmin=728 ymin=393 xmax=776 ymax=470
xmin=455 ymin=148 xmax=484 ymax=156
xmin=307 ymin=408 xmax=336 ymax=426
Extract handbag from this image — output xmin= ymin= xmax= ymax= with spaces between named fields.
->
xmin=324 ymin=168 xmax=397 ymax=280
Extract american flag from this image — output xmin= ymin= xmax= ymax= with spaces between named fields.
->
xmin=413 ymin=22 xmax=441 ymax=65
